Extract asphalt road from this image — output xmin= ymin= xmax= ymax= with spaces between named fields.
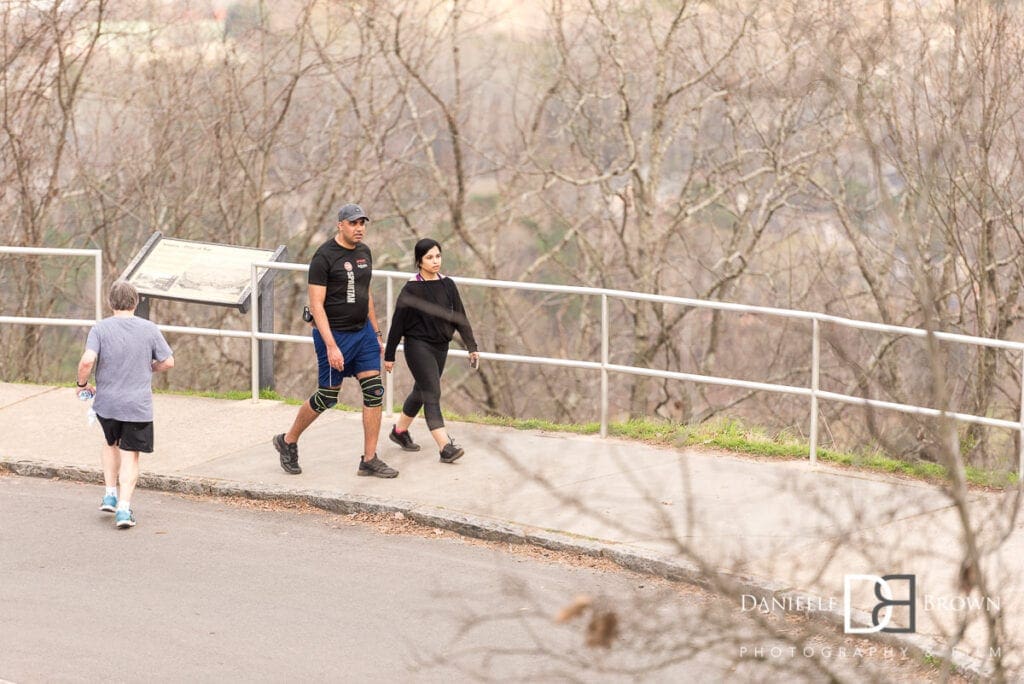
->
xmin=0 ymin=475 xmax=951 ymax=683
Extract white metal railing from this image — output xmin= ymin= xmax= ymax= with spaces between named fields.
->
xmin=2 ymin=245 xmax=1021 ymax=478
xmin=0 ymin=246 xmax=103 ymax=324
xmin=247 ymin=261 xmax=1024 ymax=478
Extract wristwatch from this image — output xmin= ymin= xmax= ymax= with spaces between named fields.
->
xmin=76 ymin=380 xmax=88 ymax=387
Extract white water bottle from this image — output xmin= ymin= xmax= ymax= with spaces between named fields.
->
xmin=78 ymin=388 xmax=97 ymax=425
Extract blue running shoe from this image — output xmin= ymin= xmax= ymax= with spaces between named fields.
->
xmin=115 ymin=509 xmax=136 ymax=528
xmin=100 ymin=494 xmax=117 ymax=513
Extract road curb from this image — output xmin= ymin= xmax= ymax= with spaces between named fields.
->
xmin=0 ymin=457 xmax=989 ymax=678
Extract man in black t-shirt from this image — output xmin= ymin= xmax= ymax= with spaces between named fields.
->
xmin=272 ymin=204 xmax=398 ymax=478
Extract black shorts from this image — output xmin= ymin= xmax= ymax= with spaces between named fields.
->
xmin=96 ymin=415 xmax=155 ymax=453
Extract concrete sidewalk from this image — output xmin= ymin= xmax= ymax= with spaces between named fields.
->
xmin=1 ymin=381 xmax=1018 ymax=675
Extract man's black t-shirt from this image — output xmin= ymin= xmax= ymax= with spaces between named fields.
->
xmin=307 ymin=239 xmax=372 ymax=331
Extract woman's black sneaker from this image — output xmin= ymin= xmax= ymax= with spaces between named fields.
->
xmin=439 ymin=438 xmax=464 ymax=464
xmin=389 ymin=426 xmax=421 ymax=452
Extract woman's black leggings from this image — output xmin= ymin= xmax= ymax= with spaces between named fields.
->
xmin=401 ymin=337 xmax=449 ymax=430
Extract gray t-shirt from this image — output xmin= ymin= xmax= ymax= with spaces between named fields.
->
xmin=86 ymin=316 xmax=173 ymax=422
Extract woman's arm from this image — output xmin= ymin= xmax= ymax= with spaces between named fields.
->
xmin=383 ymin=290 xmax=409 ymax=363
xmin=449 ymin=280 xmax=478 ymax=353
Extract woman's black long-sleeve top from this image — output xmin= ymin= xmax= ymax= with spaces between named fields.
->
xmin=384 ymin=276 xmax=478 ymax=362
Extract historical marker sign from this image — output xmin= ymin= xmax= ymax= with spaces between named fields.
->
xmin=121 ymin=233 xmax=285 ymax=312
xmin=120 ymin=232 xmax=288 ymax=389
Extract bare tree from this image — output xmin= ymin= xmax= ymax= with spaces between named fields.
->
xmin=1 ymin=0 xmax=106 ymax=378
xmin=3 ymin=0 xmax=1024 ymax=474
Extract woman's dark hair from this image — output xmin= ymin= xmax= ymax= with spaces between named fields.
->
xmin=414 ymin=238 xmax=442 ymax=267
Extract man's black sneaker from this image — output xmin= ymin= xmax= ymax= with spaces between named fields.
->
xmin=439 ymin=438 xmax=464 ymax=464
xmin=273 ymin=434 xmax=302 ymax=474
xmin=358 ymin=455 xmax=399 ymax=478
xmin=389 ymin=426 xmax=421 ymax=451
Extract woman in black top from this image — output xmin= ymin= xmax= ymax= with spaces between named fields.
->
xmin=384 ymin=238 xmax=479 ymax=463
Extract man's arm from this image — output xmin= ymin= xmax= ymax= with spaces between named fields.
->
xmin=309 ymin=284 xmax=333 ymax=343
xmin=152 ymin=356 xmax=175 ymax=373
xmin=76 ymin=349 xmax=97 ymax=390
xmin=310 ymin=283 xmax=345 ymax=371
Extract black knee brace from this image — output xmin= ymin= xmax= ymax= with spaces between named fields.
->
xmin=359 ymin=375 xmax=384 ymax=408
xmin=309 ymin=386 xmax=339 ymax=413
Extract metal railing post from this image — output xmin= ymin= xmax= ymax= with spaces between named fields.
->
xmin=94 ymin=251 xmax=103 ymax=321
xmin=385 ymin=275 xmax=394 ymax=417
xmin=810 ymin=318 xmax=820 ymax=464
xmin=601 ymin=294 xmax=609 ymax=438
xmin=250 ymin=264 xmax=260 ymax=402
xmin=1018 ymin=351 xmax=1024 ymax=482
